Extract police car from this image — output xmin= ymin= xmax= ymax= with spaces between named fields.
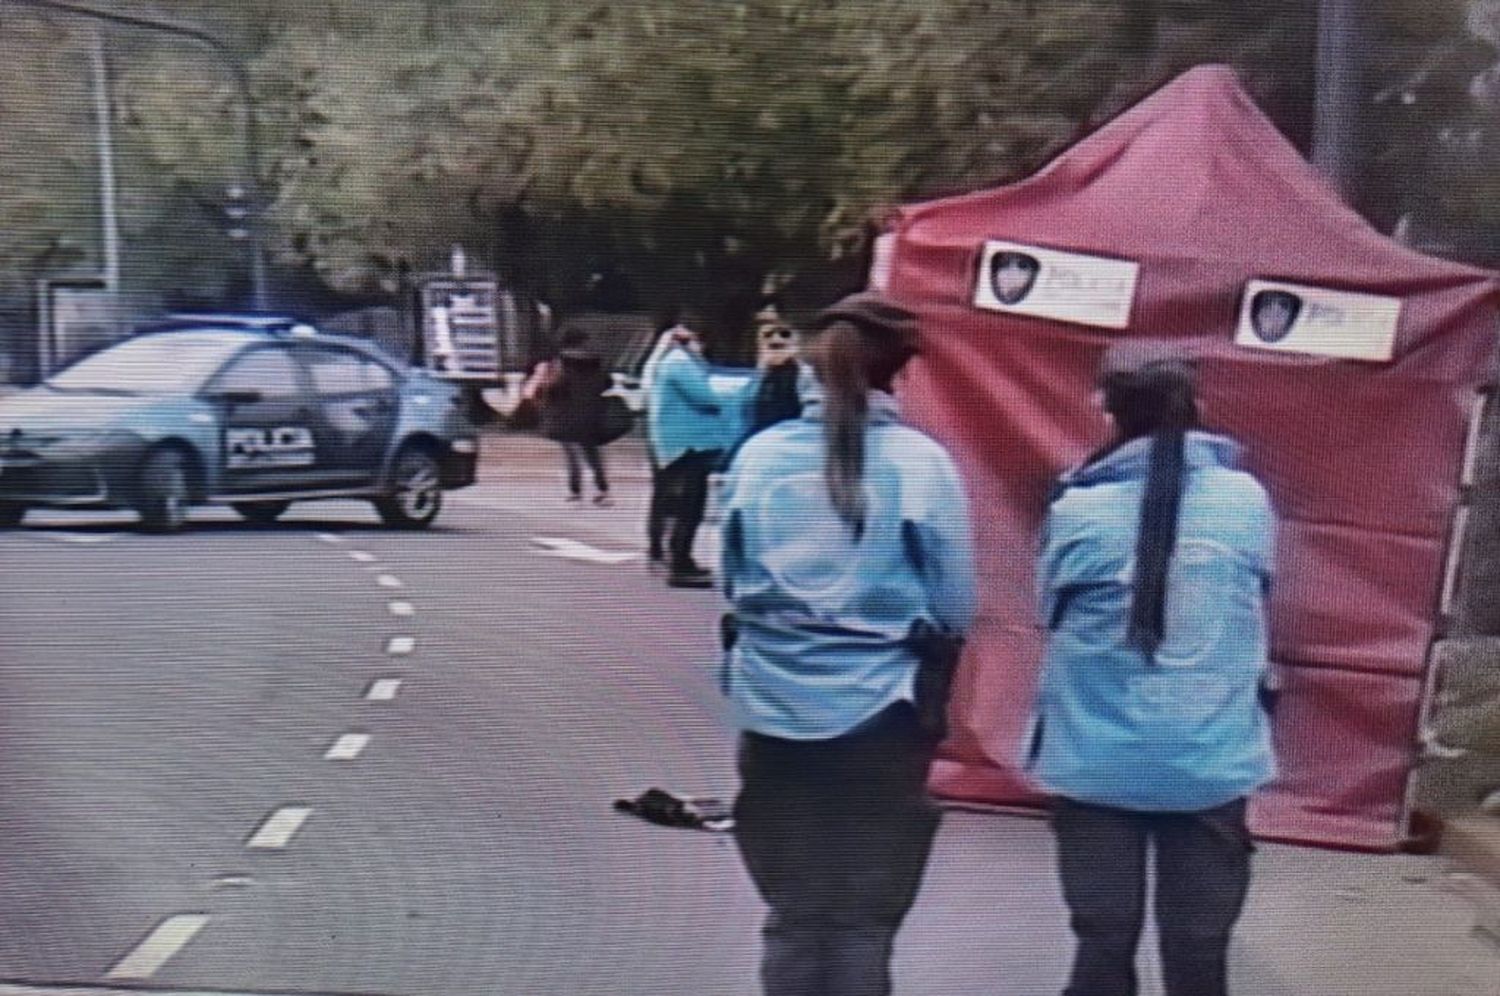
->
xmin=0 ymin=317 xmax=478 ymax=532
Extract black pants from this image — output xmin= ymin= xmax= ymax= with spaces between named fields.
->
xmin=560 ymin=442 xmax=607 ymax=497
xmin=647 ymin=456 xmax=669 ymax=558
xmin=1053 ymin=798 xmax=1253 ymax=996
xmin=734 ymin=703 xmax=940 ymax=996
xmin=655 ymin=449 xmax=720 ymax=568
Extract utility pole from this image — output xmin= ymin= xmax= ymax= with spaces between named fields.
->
xmin=1312 ymin=0 xmax=1365 ymax=204
xmin=87 ymin=25 xmax=120 ymax=293
xmin=8 ymin=0 xmax=269 ymax=310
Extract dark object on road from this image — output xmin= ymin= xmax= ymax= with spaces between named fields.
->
xmin=614 ymin=788 xmax=734 ymax=833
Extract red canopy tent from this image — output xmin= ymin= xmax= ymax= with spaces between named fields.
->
xmin=882 ymin=65 xmax=1499 ymax=850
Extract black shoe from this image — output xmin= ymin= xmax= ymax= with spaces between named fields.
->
xmin=672 ymin=560 xmax=711 ymax=578
xmin=667 ymin=567 xmax=714 ymax=589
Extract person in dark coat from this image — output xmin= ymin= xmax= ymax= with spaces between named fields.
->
xmin=541 ymin=328 xmax=614 ymax=506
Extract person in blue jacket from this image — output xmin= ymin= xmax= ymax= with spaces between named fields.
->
xmin=719 ymin=291 xmax=976 ymax=996
xmin=647 ymin=319 xmax=730 ymax=587
xmin=1028 ymin=341 xmax=1276 ymax=996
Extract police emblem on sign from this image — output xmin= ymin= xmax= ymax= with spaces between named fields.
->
xmin=973 ymin=240 xmax=1139 ymax=329
xmin=1248 ymin=289 xmax=1303 ymax=344
xmin=988 ymin=251 xmax=1042 ymax=306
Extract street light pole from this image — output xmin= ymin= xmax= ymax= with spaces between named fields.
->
xmin=1312 ymin=0 xmax=1364 ymax=204
xmin=87 ymin=25 xmax=120 ymax=293
xmin=6 ymin=0 xmax=269 ymax=310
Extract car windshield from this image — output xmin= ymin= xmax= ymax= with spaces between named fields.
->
xmin=45 ymin=333 xmax=252 ymax=394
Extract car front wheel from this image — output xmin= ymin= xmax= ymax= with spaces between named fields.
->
xmin=233 ymin=500 xmax=291 ymax=526
xmin=374 ymin=446 xmax=442 ymax=529
xmin=136 ymin=447 xmax=191 ymax=534
xmin=0 ymin=502 xmax=26 ymax=529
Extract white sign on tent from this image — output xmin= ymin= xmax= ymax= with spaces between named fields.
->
xmin=973 ymin=239 xmax=1139 ymax=330
xmin=1234 ymin=280 xmax=1403 ymax=362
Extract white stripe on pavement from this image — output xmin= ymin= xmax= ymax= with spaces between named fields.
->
xmin=529 ymin=535 xmax=641 ymax=565
xmin=386 ymin=636 xmax=415 ymax=656
xmin=324 ymin=733 xmax=370 ymax=761
xmin=246 ymin=806 xmax=312 ymax=850
xmin=105 ymin=914 xmax=210 ymax=980
xmin=316 ymin=533 xmax=343 ymax=544
xmin=366 ymin=678 xmax=402 ymax=701
xmin=31 ymin=532 xmax=125 ymax=545
xmin=376 ymin=574 xmax=403 ymax=588
xmin=348 ymin=550 xmax=377 ymax=563
xmin=388 ymin=600 xmax=415 ymax=617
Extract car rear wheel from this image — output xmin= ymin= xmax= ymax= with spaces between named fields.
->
xmin=136 ymin=448 xmax=191 ymax=534
xmin=232 ymin=500 xmax=291 ymax=526
xmin=0 ymin=502 xmax=26 ymax=529
xmin=374 ymin=445 xmax=442 ymax=529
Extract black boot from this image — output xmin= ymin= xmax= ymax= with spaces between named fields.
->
xmin=667 ymin=560 xmax=713 ymax=588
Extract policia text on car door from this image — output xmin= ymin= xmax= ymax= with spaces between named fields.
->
xmin=206 ymin=347 xmax=325 ymax=493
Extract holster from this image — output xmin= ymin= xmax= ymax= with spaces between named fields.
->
xmin=907 ymin=619 xmax=965 ymax=741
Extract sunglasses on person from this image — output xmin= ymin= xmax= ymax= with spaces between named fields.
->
xmin=758 ymin=325 xmax=795 ymax=343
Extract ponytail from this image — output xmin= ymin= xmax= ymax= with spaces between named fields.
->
xmin=814 ymin=322 xmax=870 ymax=537
xmin=808 ymin=292 xmax=920 ymax=540
xmin=1097 ymin=357 xmax=1198 ymax=661
xmin=1128 ymin=429 xmax=1186 ymax=656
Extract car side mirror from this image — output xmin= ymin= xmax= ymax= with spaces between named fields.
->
xmin=208 ymin=388 xmax=263 ymax=405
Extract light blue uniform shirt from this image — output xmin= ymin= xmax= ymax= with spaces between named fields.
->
xmin=1027 ymin=431 xmax=1277 ymax=812
xmin=719 ymin=392 xmax=977 ymax=740
xmin=647 ymin=348 xmax=749 ymax=465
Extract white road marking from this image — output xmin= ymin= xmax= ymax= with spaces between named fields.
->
xmin=32 ymin=531 xmax=124 ymax=545
xmin=366 ymin=678 xmax=402 ymax=701
xmin=211 ymin=873 xmax=255 ymax=890
xmin=324 ymin=733 xmax=370 ymax=761
xmin=386 ymin=635 xmax=416 ymax=656
xmin=529 ymin=535 xmax=641 ymax=565
xmin=246 ymin=806 xmax=312 ymax=850
xmin=105 ymin=914 xmax=210 ymax=980
xmin=376 ymin=574 xmax=403 ymax=588
xmin=316 ymin=533 xmax=343 ymax=544
xmin=388 ymin=600 xmax=415 ymax=617
xmin=348 ymin=550 xmax=377 ymax=563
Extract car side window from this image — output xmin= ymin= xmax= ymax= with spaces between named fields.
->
xmin=305 ymin=349 xmax=392 ymax=395
xmin=213 ymin=348 xmax=303 ymax=399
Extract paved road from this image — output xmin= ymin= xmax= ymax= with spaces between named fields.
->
xmin=0 ymin=453 xmax=1496 ymax=995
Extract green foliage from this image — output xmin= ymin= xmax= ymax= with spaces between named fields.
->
xmin=2 ymin=0 xmax=1496 ymax=343
xmin=0 ymin=14 xmax=100 ymax=301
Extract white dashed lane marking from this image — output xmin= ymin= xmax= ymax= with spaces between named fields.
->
xmin=246 ymin=806 xmax=312 ymax=850
xmin=324 ymin=733 xmax=370 ymax=761
xmin=316 ymin=533 xmax=343 ymax=545
xmin=366 ymin=678 xmax=402 ymax=701
xmin=375 ymin=574 xmax=403 ymax=589
xmin=105 ymin=914 xmax=210 ymax=980
xmin=348 ymin=550 xmax=377 ymax=563
xmin=30 ymin=531 xmax=126 ymax=545
xmin=386 ymin=636 xmax=416 ymax=656
xmin=388 ymin=600 xmax=415 ymax=617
